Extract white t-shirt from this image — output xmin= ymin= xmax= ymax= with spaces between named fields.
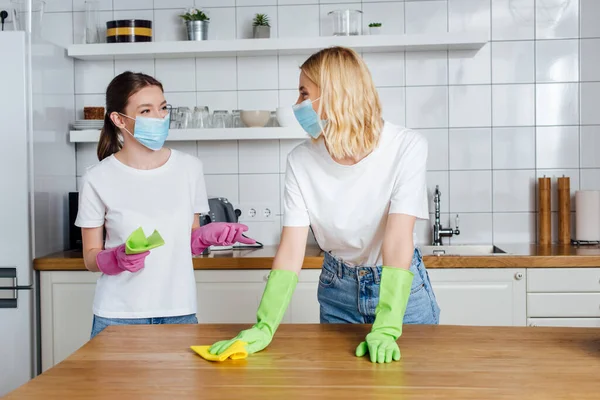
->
xmin=75 ymin=149 xmax=210 ymax=318
xmin=283 ymin=122 xmax=429 ymax=267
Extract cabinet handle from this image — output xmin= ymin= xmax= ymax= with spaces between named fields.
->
xmin=514 ymin=272 xmax=524 ymax=280
xmin=529 ymin=323 xmax=537 ymax=327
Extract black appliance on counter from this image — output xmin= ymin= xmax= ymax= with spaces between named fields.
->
xmin=69 ymin=192 xmax=106 ymax=250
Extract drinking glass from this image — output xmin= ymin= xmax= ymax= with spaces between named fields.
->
xmin=193 ymin=106 xmax=211 ymax=129
xmin=212 ymin=110 xmax=230 ymax=129
xmin=84 ymin=1 xmax=100 ymax=44
xmin=231 ymin=110 xmax=243 ymax=128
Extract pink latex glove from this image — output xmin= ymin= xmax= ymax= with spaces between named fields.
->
xmin=191 ymin=223 xmax=256 ymax=255
xmin=95 ymin=244 xmax=150 ymax=275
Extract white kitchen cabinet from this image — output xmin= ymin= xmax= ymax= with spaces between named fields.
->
xmin=527 ymin=318 xmax=600 ymax=328
xmin=40 ymin=271 xmax=99 ymax=372
xmin=427 ymin=269 xmax=527 ymax=326
xmin=526 ymin=268 xmax=600 ymax=326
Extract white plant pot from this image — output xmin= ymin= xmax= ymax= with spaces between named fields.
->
xmin=369 ymin=26 xmax=382 ymax=35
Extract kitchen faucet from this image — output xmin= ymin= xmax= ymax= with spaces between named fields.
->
xmin=432 ymin=185 xmax=460 ymax=246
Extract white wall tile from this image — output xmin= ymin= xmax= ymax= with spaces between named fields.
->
xmin=76 ymin=143 xmax=98 ymax=176
xmin=449 ymin=128 xmax=492 ymax=170
xmin=238 ymin=56 xmax=278 ymax=90
xmin=237 ymin=0 xmax=276 ymax=5
xmin=238 ymin=90 xmax=279 ymax=110
xmin=415 ymin=217 xmax=434 ymax=246
xmin=581 ymin=39 xmax=600 ymax=82
xmin=169 ymin=142 xmax=198 ymax=157
xmin=427 ymin=171 xmax=450 ymax=214
xmin=493 ymin=213 xmax=536 ymax=243
xmin=580 ymin=169 xmax=600 ymax=190
xmin=491 ymin=41 xmax=535 ymax=84
xmin=535 ymin=83 xmax=579 ymax=126
xmin=418 ymin=129 xmax=449 ymax=171
xmin=405 ymin=51 xmax=448 ymax=86
xmin=492 ymin=84 xmax=535 ymax=127
xmin=197 ymin=141 xmax=239 ymax=174
xmin=581 ymin=82 xmax=600 ymax=125
xmin=535 ymin=39 xmax=578 ymax=83
xmin=449 ymin=170 xmax=493 ymax=212
xmin=42 ymin=12 xmax=74 ymax=48
xmin=278 ymin=5 xmax=320 ymax=38
xmin=362 ymin=1 xmax=405 ymax=35
xmin=535 ymin=0 xmax=579 ymax=39
xmin=279 ymin=90 xmax=299 ymax=107
xmin=239 ymin=140 xmax=280 ymax=174
xmin=581 ymin=0 xmax=600 ymax=38
xmin=114 ymin=60 xmax=155 ymax=77
xmin=203 ymin=7 xmax=237 ymax=40
xmin=280 ymin=139 xmax=307 ymax=172
xmin=244 ymin=219 xmax=282 ymax=246
xmin=204 ymin=174 xmax=240 ymax=205
xmin=449 ymin=213 xmax=493 ymax=245
xmin=197 ymin=0 xmax=233 ymax=6
xmin=112 ymin=9 xmax=153 ymax=22
xmin=536 ymin=126 xmax=579 ymax=169
xmin=163 ymin=92 xmax=197 ymax=108
xmin=45 ymin=0 xmax=72 ymax=12
xmin=492 ymin=127 xmax=536 ymax=169
xmin=196 ymin=57 xmax=237 ymax=91
xmin=73 ymin=0 xmax=112 ymax=11
xmin=196 ymin=91 xmax=238 ymax=111
xmin=536 ymin=169 xmax=580 ymax=211
xmin=154 ymin=0 xmax=192 ymax=9
xmin=493 ymin=170 xmax=536 ymax=212
xmin=155 ymin=58 xmax=196 ymax=92
xmin=580 ymin=126 xmax=600 ymax=168
xmin=378 ymin=87 xmax=406 ymax=127
xmin=113 ymin=0 xmax=153 ymax=10
xmin=448 ymin=43 xmax=491 ymax=85
xmin=239 ymin=174 xmax=281 ymax=213
xmin=74 ymin=60 xmax=114 ymax=94
xmin=279 ymin=0 xmax=316 ymax=4
xmin=319 ymin=3 xmax=363 ymax=36
xmin=406 ymin=86 xmax=448 ymax=129
xmin=278 ymin=54 xmax=309 ymax=90
xmin=154 ymin=9 xmax=187 ymax=42
xmin=363 ymin=52 xmax=405 ymax=87
xmin=449 ymin=85 xmax=491 ymax=128
xmin=237 ymin=6 xmax=278 ymax=39
xmin=449 ymin=0 xmax=491 ymax=37
xmin=491 ymin=0 xmax=535 ymax=40
xmin=405 ymin=0 xmax=447 ymax=34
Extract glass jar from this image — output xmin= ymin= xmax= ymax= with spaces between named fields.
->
xmin=212 ymin=110 xmax=230 ymax=129
xmin=84 ymin=1 xmax=100 ymax=44
xmin=231 ymin=110 xmax=243 ymax=128
xmin=328 ymin=9 xmax=362 ymax=36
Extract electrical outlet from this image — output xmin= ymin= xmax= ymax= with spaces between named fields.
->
xmin=237 ymin=204 xmax=279 ymax=222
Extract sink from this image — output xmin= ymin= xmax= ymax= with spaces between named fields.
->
xmin=420 ymin=245 xmax=507 ymax=256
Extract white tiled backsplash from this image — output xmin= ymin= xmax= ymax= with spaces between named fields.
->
xmin=44 ymin=0 xmax=599 ymax=246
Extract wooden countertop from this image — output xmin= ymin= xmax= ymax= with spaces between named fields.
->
xmin=34 ymin=244 xmax=600 ymax=271
xmin=7 ymin=324 xmax=600 ymax=399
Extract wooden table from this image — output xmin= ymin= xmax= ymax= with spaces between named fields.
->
xmin=6 ymin=325 xmax=600 ymax=399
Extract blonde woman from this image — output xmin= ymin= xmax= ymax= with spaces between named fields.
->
xmin=210 ymin=47 xmax=440 ymax=363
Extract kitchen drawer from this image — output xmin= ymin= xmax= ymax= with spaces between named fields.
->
xmin=528 ymin=293 xmax=600 ymax=317
xmin=527 ymin=268 xmax=600 ymax=293
xmin=528 ymin=318 xmax=600 ymax=328
xmin=195 ymin=269 xmax=319 ymax=283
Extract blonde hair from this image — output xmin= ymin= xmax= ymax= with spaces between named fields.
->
xmin=301 ymin=46 xmax=383 ymax=160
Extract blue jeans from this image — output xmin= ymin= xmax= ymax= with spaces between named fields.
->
xmin=90 ymin=314 xmax=198 ymax=339
xmin=318 ymin=248 xmax=440 ymax=324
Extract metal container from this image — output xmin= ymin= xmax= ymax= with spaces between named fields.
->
xmin=186 ymin=20 xmax=208 ymax=41
xmin=106 ymin=19 xmax=152 ymax=43
xmin=328 ymin=9 xmax=362 ymax=36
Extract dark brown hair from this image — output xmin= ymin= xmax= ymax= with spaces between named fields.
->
xmin=97 ymin=71 xmax=164 ymax=161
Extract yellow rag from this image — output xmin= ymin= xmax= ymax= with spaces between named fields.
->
xmin=191 ymin=340 xmax=248 ymax=362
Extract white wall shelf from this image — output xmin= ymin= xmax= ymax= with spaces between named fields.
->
xmin=69 ymin=127 xmax=308 ymax=143
xmin=67 ymin=32 xmax=488 ymax=60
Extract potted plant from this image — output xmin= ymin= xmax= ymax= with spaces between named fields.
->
xmin=368 ymin=22 xmax=382 ymax=35
xmin=180 ymin=8 xmax=210 ymax=41
xmin=253 ymin=13 xmax=270 ymax=39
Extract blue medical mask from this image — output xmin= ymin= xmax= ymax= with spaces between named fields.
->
xmin=119 ymin=113 xmax=170 ymax=151
xmin=292 ymin=98 xmax=327 ymax=139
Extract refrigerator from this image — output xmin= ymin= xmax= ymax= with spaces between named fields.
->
xmin=0 ymin=31 xmax=36 ymax=396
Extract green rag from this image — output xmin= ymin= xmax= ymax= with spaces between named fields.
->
xmin=125 ymin=227 xmax=165 ymax=255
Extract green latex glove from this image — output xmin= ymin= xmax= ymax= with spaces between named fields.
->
xmin=125 ymin=227 xmax=165 ymax=255
xmin=209 ymin=269 xmax=298 ymax=355
xmin=356 ymin=266 xmax=414 ymax=364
